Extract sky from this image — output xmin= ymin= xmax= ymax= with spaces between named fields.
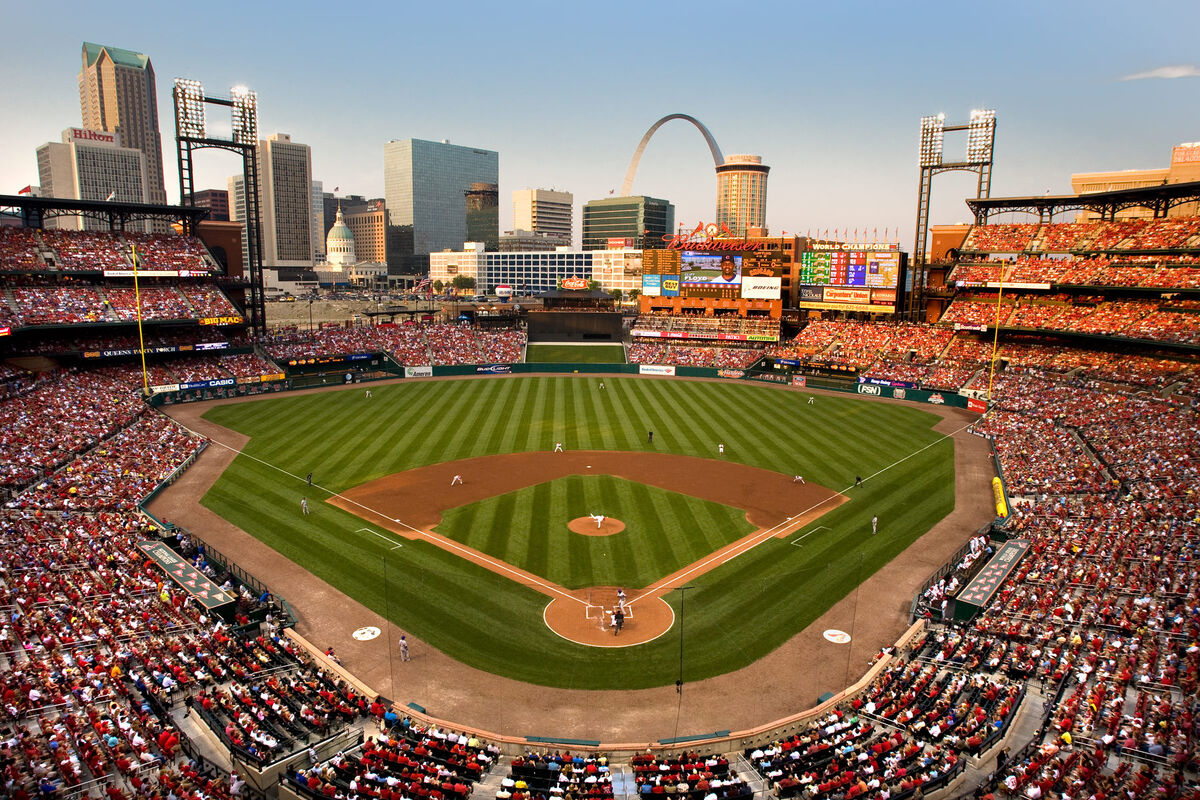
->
xmin=1 ymin=0 xmax=1197 ymax=252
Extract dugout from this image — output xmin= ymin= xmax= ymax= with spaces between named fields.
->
xmin=527 ymin=290 xmax=622 ymax=342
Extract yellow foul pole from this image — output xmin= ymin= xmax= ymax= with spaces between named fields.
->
xmin=132 ymin=244 xmax=149 ymax=396
xmin=985 ymin=264 xmax=1005 ymax=404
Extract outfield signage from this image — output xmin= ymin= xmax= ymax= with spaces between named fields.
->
xmin=956 ymin=539 xmax=1030 ymax=608
xmin=476 ymin=364 xmax=512 ymax=374
xmin=740 ymin=276 xmax=782 ymax=300
xmin=631 ymin=329 xmax=779 ymax=343
xmin=792 ymin=375 xmax=806 ymax=387
xmin=180 ymin=377 xmax=235 ymax=391
xmin=642 ymin=274 xmax=662 ymax=296
xmin=103 ymin=269 xmax=210 ymax=278
xmin=0 ymin=326 xmax=10 ymax=337
xmin=83 ymin=342 xmax=230 ymax=359
xmin=287 ymin=352 xmax=375 ymax=366
xmin=405 ymin=366 xmax=434 ymax=378
xmin=639 ymin=364 xmax=676 ymax=376
xmin=137 ymin=540 xmax=234 ymax=609
xmin=859 ymin=376 xmax=918 ymax=389
xmin=199 ymin=316 xmax=245 ymax=326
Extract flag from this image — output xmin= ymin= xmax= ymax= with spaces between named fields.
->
xmin=333 ymin=186 xmax=339 ymax=192
xmin=609 ymin=189 xmax=615 ymax=195
xmin=105 ymin=190 xmax=116 ymax=202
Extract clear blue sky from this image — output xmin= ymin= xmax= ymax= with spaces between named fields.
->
xmin=2 ymin=0 xmax=1197 ymax=250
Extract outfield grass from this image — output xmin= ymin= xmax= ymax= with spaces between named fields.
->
xmin=434 ymin=475 xmax=755 ymax=589
xmin=525 ymin=344 xmax=626 ymax=363
xmin=201 ymin=376 xmax=955 ymax=689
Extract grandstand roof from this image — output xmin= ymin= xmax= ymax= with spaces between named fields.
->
xmin=0 ymin=194 xmax=209 ymax=231
xmin=967 ymin=180 xmax=1200 ymax=222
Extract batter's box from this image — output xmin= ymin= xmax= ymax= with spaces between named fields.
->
xmin=791 ymin=526 xmax=831 ymax=547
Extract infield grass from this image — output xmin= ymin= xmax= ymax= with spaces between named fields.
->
xmin=200 ymin=376 xmax=955 ymax=689
xmin=525 ymin=344 xmax=626 ymax=363
xmin=435 ymin=475 xmax=755 ymax=589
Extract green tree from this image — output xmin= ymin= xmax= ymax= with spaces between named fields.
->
xmin=609 ymin=288 xmax=624 ymax=301
xmin=628 ymin=288 xmax=640 ymax=301
xmin=451 ymin=275 xmax=477 ymax=293
xmin=433 ymin=280 xmax=444 ymax=294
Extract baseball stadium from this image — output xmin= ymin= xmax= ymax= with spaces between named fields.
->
xmin=3 ymin=124 xmax=1200 ymax=800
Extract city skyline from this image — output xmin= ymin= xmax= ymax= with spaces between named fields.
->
xmin=0 ymin=0 xmax=1197 ymax=253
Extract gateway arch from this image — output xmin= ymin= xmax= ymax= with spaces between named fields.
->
xmin=620 ymin=114 xmax=724 ymax=197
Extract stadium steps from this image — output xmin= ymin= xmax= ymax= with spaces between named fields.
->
xmin=610 ymin=764 xmax=638 ymax=798
xmin=1067 ymin=428 xmax=1114 ymax=483
xmin=734 ymin=752 xmax=769 ymax=796
xmin=470 ymin=754 xmax=514 ymax=800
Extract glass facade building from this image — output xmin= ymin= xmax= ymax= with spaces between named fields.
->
xmin=581 ymin=196 xmax=674 ymax=251
xmin=429 ymin=248 xmax=642 ymax=295
xmin=383 ymin=139 xmax=499 ymax=274
xmin=715 ymin=155 xmax=769 ymax=236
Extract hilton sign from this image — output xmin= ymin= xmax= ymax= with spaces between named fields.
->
xmin=69 ymin=128 xmax=117 ymax=145
xmin=663 ymin=222 xmax=761 ymax=252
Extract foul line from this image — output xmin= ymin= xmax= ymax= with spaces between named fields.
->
xmin=791 ymin=526 xmax=830 ymax=547
xmin=356 ymin=528 xmax=403 ymax=550
xmin=172 ymin=422 xmax=589 ymax=608
xmin=177 ymin=415 xmax=973 ymax=616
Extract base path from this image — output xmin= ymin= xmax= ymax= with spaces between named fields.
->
xmin=155 ymin=381 xmax=996 ymax=742
xmin=329 ymin=451 xmax=845 ymax=646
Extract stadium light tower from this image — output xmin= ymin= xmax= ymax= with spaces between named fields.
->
xmin=173 ymin=78 xmax=267 ymax=335
xmin=910 ymin=108 xmax=997 ymax=317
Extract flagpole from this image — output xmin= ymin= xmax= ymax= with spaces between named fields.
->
xmin=132 ymin=245 xmax=149 ymax=396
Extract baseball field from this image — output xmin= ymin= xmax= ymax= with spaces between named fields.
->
xmin=199 ymin=376 xmax=955 ymax=690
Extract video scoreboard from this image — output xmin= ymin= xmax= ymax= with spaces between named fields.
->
xmin=797 ymin=244 xmax=905 ymax=314
xmin=642 ymin=249 xmax=783 ymax=301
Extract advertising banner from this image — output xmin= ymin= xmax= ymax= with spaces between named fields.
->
xmin=639 ymin=364 xmax=676 ymax=376
xmin=740 ymin=276 xmax=782 ymax=300
xmin=717 ymin=369 xmax=746 ymax=379
xmin=560 ymin=277 xmax=589 ymax=290
xmin=661 ymin=275 xmax=680 ymax=297
xmin=137 ymin=540 xmax=235 ymax=609
xmin=823 ymin=287 xmax=871 ymax=304
xmin=199 ymin=316 xmax=245 ymax=326
xmin=859 ymin=376 xmax=918 ymax=389
xmin=496 ymin=285 xmax=513 ymax=297
xmin=179 ymin=378 xmax=235 ymax=391
xmin=476 ymin=364 xmax=512 ymax=374
xmin=856 ymin=383 xmax=882 ymax=396
xmin=967 ymin=397 xmax=988 ymax=413
xmin=405 ymin=366 xmax=434 ymax=378
xmin=792 ymin=375 xmax=807 ymax=387
xmin=799 ymin=287 xmax=824 ymax=302
xmin=641 ymin=274 xmax=662 ymax=297
xmin=0 ymin=326 xmax=9 ymax=337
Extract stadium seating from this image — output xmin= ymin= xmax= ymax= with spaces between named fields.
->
xmin=627 ymin=343 xmax=762 ymax=369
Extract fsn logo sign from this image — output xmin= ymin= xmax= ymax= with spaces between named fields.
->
xmin=857 ymin=384 xmax=881 ymax=396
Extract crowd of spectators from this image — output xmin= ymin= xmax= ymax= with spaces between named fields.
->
xmin=633 ymin=314 xmax=780 ymax=340
xmin=4 ymin=281 xmax=241 ymax=327
xmin=261 ymin=323 xmax=526 ymax=366
xmin=0 ymin=227 xmax=219 ymax=274
xmin=950 ymin=256 xmax=1200 ymax=290
xmin=631 ymin=751 xmax=752 ymax=799
xmin=962 ymin=217 xmax=1200 ymax=254
xmin=627 ymin=343 xmax=762 ymax=369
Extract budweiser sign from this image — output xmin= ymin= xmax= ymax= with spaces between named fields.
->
xmin=560 ymin=277 xmax=589 ymax=290
xmin=663 ymin=222 xmax=761 ymax=252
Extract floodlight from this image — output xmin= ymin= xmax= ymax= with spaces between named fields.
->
xmin=230 ymin=86 xmax=258 ymax=145
xmin=173 ymin=78 xmax=206 ymax=138
xmin=967 ymin=108 xmax=996 ymax=163
xmin=919 ymin=115 xmax=945 ymax=167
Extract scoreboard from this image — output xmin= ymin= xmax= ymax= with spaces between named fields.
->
xmin=798 ymin=244 xmax=905 ymax=313
xmin=642 ymin=249 xmax=783 ymax=301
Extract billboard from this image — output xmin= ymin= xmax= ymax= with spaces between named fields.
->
xmin=798 ymin=244 xmax=904 ymax=313
xmin=641 ymin=274 xmax=662 ymax=296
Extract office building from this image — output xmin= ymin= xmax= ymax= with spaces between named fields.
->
xmin=192 ymin=189 xmax=230 ymax=221
xmin=429 ymin=245 xmax=641 ymax=296
xmin=324 ymin=193 xmax=368 ymax=238
xmin=311 ymin=180 xmax=325 ymax=262
xmin=383 ymin=138 xmax=499 ymax=273
xmin=513 ymin=188 xmax=573 ymax=246
xmin=345 ymin=200 xmax=387 ymax=263
xmin=715 ymin=155 xmax=769 ymax=236
xmin=78 ymin=43 xmax=167 ymax=217
xmin=227 ymin=174 xmax=250 ymax=268
xmin=257 ymin=133 xmax=313 ymax=266
xmin=36 ymin=127 xmax=147 ymax=230
xmin=499 ymin=229 xmax=563 ymax=251
xmin=581 ymin=195 xmax=674 ymax=251
xmin=465 ymin=182 xmax=499 ymax=251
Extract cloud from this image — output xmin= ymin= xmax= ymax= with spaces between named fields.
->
xmin=1120 ymin=64 xmax=1200 ymax=81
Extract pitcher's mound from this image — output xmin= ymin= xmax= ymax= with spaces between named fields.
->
xmin=567 ymin=517 xmax=626 ymax=536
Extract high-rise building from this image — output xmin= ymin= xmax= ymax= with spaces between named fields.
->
xmin=324 ymin=193 xmax=368 ymax=238
xmin=78 ymin=43 xmax=167 ymax=213
xmin=715 ymin=154 xmax=769 ymax=237
xmin=345 ymin=200 xmax=387 ymax=263
xmin=311 ymin=180 xmax=325 ymax=262
xmin=257 ymin=133 xmax=313 ymax=266
xmin=383 ymin=138 xmax=499 ymax=273
xmin=581 ymin=196 xmax=675 ymax=251
xmin=36 ymin=127 xmax=148 ymax=230
xmin=465 ymin=182 xmax=499 ymax=251
xmin=227 ymin=174 xmax=250 ymax=267
xmin=192 ymin=189 xmax=230 ymax=221
xmin=513 ymin=188 xmax=572 ymax=246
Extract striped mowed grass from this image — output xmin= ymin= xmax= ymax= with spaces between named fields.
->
xmin=201 ymin=376 xmax=954 ymax=689
xmin=435 ymin=475 xmax=755 ymax=590
xmin=525 ymin=343 xmax=626 ymax=363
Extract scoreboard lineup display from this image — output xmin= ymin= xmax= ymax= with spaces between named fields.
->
xmin=798 ymin=244 xmax=905 ymax=313
xmin=642 ymin=249 xmax=784 ymax=301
